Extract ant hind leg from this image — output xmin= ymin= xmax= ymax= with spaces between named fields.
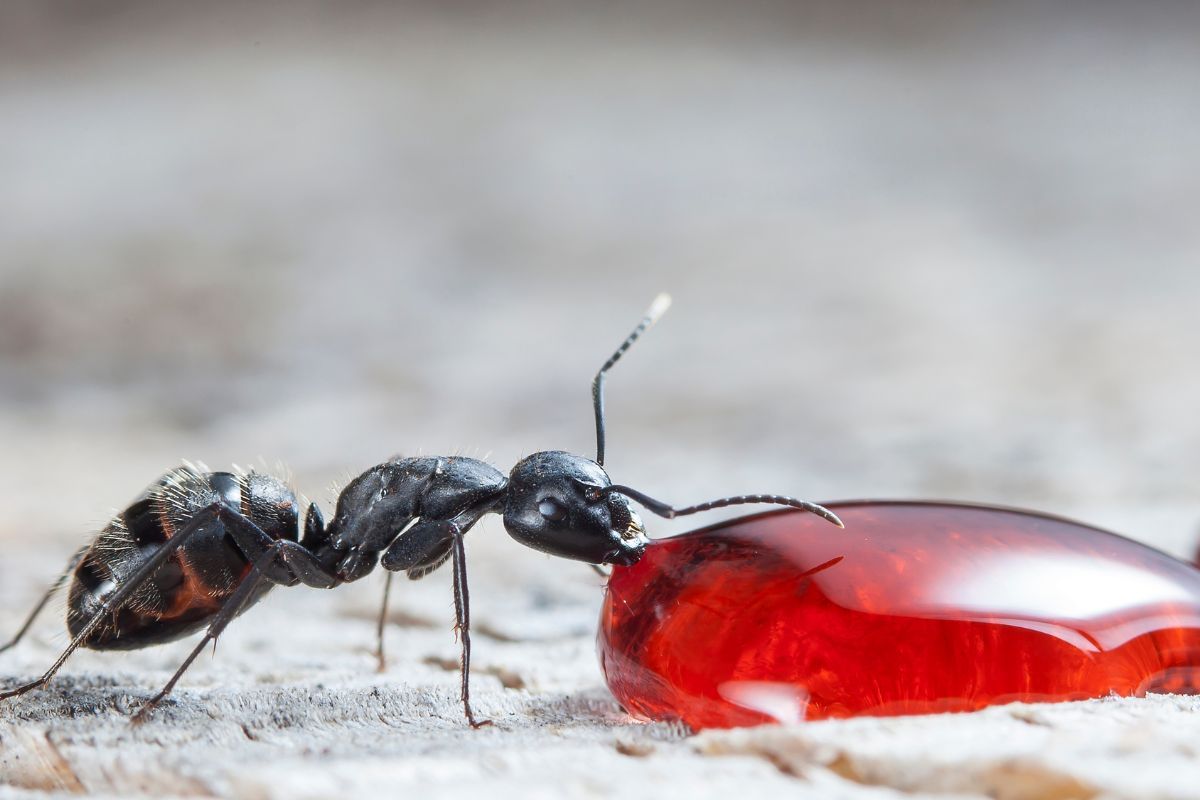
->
xmin=0 ymin=547 xmax=86 ymax=655
xmin=0 ymin=503 xmax=239 ymax=703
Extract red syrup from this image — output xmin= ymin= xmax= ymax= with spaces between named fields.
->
xmin=598 ymin=502 xmax=1200 ymax=729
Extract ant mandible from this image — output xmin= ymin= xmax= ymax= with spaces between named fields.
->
xmin=0 ymin=295 xmax=842 ymax=727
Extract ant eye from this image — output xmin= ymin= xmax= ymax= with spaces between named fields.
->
xmin=538 ymin=498 xmax=567 ymax=523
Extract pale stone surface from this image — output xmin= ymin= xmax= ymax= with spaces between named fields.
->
xmin=3 ymin=3 xmax=1200 ymax=798
xmin=699 ymin=695 xmax=1200 ymax=800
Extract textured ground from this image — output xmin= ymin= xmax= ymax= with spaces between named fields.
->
xmin=3 ymin=2 xmax=1200 ymax=798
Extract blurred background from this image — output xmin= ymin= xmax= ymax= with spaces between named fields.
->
xmin=2 ymin=0 xmax=1200 ymax=674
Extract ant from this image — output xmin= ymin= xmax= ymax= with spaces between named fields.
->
xmin=0 ymin=294 xmax=842 ymax=727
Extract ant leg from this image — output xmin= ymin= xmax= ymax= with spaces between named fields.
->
xmin=447 ymin=527 xmax=490 ymax=729
xmin=374 ymin=572 xmax=393 ymax=672
xmin=589 ymin=564 xmax=611 ymax=579
xmin=375 ymin=524 xmax=454 ymax=671
xmin=404 ymin=544 xmax=451 ymax=581
xmin=379 ymin=519 xmax=490 ymax=728
xmin=210 ymin=508 xmax=340 ymax=589
xmin=0 ymin=547 xmax=86 ymax=655
xmin=0 ymin=503 xmax=233 ymax=702
xmin=381 ymin=520 xmax=456 ymax=572
xmin=264 ymin=540 xmax=339 ymax=588
xmin=0 ymin=503 xmax=339 ymax=703
xmin=132 ymin=543 xmax=282 ymax=723
xmin=376 ymin=523 xmax=454 ymax=672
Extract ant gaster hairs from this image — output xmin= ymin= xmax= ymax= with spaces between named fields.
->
xmin=0 ymin=295 xmax=841 ymax=727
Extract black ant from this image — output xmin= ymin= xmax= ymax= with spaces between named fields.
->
xmin=0 ymin=295 xmax=842 ymax=727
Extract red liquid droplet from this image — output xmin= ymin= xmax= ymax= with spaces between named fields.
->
xmin=598 ymin=502 xmax=1200 ymax=729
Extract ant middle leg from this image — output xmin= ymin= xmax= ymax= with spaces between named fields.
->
xmin=129 ymin=507 xmax=342 ymax=705
xmin=132 ymin=542 xmax=284 ymax=723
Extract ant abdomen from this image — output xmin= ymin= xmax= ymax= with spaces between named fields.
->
xmin=66 ymin=466 xmax=302 ymax=650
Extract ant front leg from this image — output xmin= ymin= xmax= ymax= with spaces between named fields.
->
xmin=375 ymin=537 xmax=452 ymax=671
xmin=374 ymin=572 xmax=394 ymax=672
xmin=447 ymin=527 xmax=490 ymax=729
xmin=381 ymin=518 xmax=492 ymax=728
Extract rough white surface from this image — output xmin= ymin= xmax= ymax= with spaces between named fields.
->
xmin=3 ymin=3 xmax=1200 ymax=798
xmin=699 ymin=696 xmax=1200 ymax=799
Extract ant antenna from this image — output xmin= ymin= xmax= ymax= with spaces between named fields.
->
xmin=593 ymin=293 xmax=672 ymax=466
xmin=594 ymin=484 xmax=845 ymax=528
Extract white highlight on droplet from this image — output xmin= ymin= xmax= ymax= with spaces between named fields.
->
xmin=717 ymin=680 xmax=810 ymax=724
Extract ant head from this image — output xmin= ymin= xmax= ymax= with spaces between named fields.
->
xmin=503 ymin=451 xmax=648 ymax=566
